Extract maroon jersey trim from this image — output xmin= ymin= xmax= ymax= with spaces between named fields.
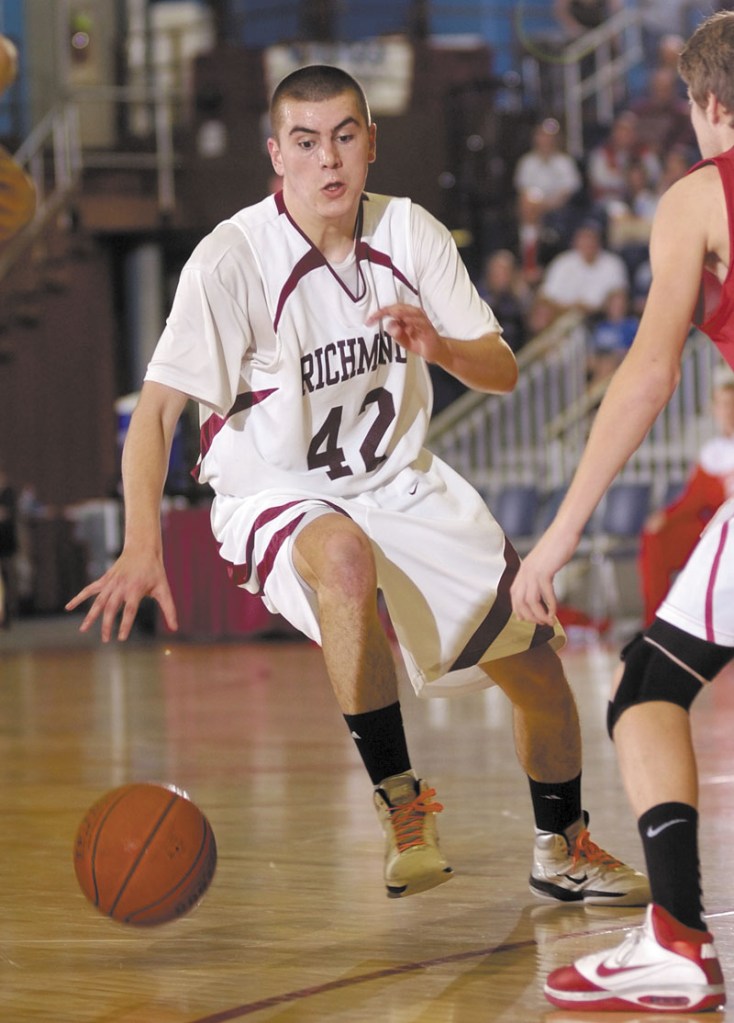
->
xmin=192 ymin=389 xmax=278 ymax=481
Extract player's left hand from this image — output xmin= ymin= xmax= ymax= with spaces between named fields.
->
xmin=367 ymin=303 xmax=443 ymax=363
xmin=510 ymin=525 xmax=580 ymax=626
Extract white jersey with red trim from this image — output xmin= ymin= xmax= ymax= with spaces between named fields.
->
xmin=146 ymin=191 xmax=500 ymax=501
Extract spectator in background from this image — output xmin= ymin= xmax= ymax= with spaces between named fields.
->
xmin=530 ymin=221 xmax=629 ymax=332
xmin=658 ymin=141 xmax=695 ymax=191
xmin=639 ymin=372 xmax=734 ymax=627
xmin=476 ymin=249 xmax=531 ymax=352
xmin=623 ymin=145 xmax=694 ymax=314
xmin=656 ymin=32 xmax=688 ymax=96
xmin=586 ymin=110 xmax=662 ymax=219
xmin=512 ymin=119 xmax=583 ymax=283
xmin=586 ymin=289 xmax=640 ymax=385
xmin=629 ymin=66 xmax=696 ymax=159
xmin=638 ymin=0 xmax=689 ymax=76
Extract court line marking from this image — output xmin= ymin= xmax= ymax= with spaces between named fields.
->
xmin=189 ymin=906 xmax=734 ymax=1022
xmin=187 ymin=923 xmax=622 ymax=1023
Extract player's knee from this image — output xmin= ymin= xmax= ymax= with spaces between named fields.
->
xmin=607 ymin=620 xmax=733 ymax=738
xmin=316 ymin=524 xmax=377 ymax=600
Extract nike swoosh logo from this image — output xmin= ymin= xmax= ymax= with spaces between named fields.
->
xmin=646 ymin=818 xmax=687 ymax=838
xmin=597 ymin=962 xmax=650 ymax=978
xmin=562 ymin=872 xmax=588 ymax=885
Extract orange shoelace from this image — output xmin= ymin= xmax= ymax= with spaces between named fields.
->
xmin=572 ymin=829 xmax=624 ymax=870
xmin=388 ymin=787 xmax=444 ymax=852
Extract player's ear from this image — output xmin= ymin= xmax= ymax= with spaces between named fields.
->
xmin=267 ymin=136 xmax=283 ymax=175
xmin=705 ymin=91 xmax=730 ymax=126
xmin=368 ymin=122 xmax=377 ymax=165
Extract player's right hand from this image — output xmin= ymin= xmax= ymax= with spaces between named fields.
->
xmin=510 ymin=524 xmax=581 ymax=626
xmin=65 ymin=551 xmax=178 ymax=642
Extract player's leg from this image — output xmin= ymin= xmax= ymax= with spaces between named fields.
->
xmin=292 ymin=512 xmax=452 ymax=898
xmin=544 ymin=494 xmax=734 ymax=1011
xmin=292 ymin=511 xmax=397 ymax=714
xmin=485 ymin=645 xmax=650 ymax=907
xmin=545 ymin=622 xmax=731 ymax=1011
xmin=483 ymin=643 xmax=580 ymax=783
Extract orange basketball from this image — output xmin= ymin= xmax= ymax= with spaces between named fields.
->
xmin=73 ymin=782 xmax=217 ymax=926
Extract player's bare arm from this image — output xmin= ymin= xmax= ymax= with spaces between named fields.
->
xmin=65 ymin=381 xmax=189 ymax=642
xmin=510 ymin=171 xmax=717 ymax=625
xmin=367 ymin=302 xmax=518 ymax=394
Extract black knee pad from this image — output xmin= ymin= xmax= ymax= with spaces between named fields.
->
xmin=606 ymin=619 xmax=734 ymax=738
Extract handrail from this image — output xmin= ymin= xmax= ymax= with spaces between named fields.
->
xmin=65 ymin=85 xmax=180 ymax=215
xmin=0 ymin=103 xmax=82 ymax=285
xmin=426 ymin=316 xmax=719 ymax=511
xmin=563 ymin=6 xmax=644 ymax=157
xmin=0 ymin=81 xmax=182 ymax=284
xmin=428 ymin=309 xmax=586 ymax=439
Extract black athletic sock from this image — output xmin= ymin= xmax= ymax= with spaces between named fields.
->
xmin=343 ymin=701 xmax=411 ymax=786
xmin=638 ymin=802 xmax=706 ymax=931
xmin=528 ymin=773 xmax=582 ymax=834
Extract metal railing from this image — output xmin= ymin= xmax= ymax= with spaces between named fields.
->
xmin=0 ymin=103 xmax=81 ymax=284
xmin=563 ymin=5 xmax=645 ymax=157
xmin=428 ymin=310 xmax=590 ymax=496
xmin=0 ymin=82 xmax=181 ymax=285
xmin=69 ymin=85 xmax=180 ymax=216
xmin=427 ymin=317 xmax=720 ymax=512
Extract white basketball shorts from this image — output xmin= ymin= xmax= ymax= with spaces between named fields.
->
xmin=657 ymin=495 xmax=734 ymax=646
xmin=211 ymin=450 xmax=565 ymax=698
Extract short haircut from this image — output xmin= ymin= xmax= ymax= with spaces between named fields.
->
xmin=679 ymin=11 xmax=734 ymax=117
xmin=270 ymin=64 xmax=371 ymax=136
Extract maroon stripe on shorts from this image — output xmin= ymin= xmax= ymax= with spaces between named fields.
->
xmin=449 ymin=538 xmax=554 ymax=671
xmin=225 ymin=500 xmax=348 ymax=593
xmin=705 ymin=518 xmax=729 ymax=642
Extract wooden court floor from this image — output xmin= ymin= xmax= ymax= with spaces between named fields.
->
xmin=1 ymin=615 xmax=733 ymax=1023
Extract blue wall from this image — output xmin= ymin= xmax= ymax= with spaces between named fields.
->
xmin=228 ymin=1 xmax=559 ymax=76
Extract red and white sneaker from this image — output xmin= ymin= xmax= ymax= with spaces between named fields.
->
xmin=545 ymin=903 xmax=726 ymax=1012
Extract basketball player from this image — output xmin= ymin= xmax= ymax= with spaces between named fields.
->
xmin=67 ymin=65 xmax=648 ymax=907
xmin=511 ymin=11 xmax=734 ymax=1013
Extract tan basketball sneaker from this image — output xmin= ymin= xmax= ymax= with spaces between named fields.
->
xmin=373 ymin=772 xmax=453 ymax=898
xmin=530 ymin=813 xmax=651 ymax=906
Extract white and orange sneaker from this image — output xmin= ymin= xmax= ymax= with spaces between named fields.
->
xmin=544 ymin=902 xmax=726 ymax=1012
xmin=373 ymin=772 xmax=453 ymax=898
xmin=531 ymin=814 xmax=651 ymax=906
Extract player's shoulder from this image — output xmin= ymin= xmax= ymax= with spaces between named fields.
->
xmin=227 ymin=192 xmax=281 ymax=233
xmin=661 ymin=160 xmax=721 ymax=207
xmin=362 ymin=191 xmax=411 ymax=224
xmin=653 ymin=161 xmax=723 ymax=241
xmin=187 ymin=195 xmax=278 ymax=273
xmin=366 ymin=192 xmax=452 ymax=242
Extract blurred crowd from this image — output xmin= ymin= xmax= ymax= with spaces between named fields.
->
xmin=464 ymin=26 xmax=700 ymax=396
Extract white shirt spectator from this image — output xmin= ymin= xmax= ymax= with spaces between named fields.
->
xmin=513 ymin=149 xmax=582 ymax=206
xmin=539 ymin=224 xmax=629 ymax=313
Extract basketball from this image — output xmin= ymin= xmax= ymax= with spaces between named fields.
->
xmin=73 ymin=782 xmax=217 ymax=926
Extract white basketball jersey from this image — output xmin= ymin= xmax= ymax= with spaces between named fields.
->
xmin=146 ymin=192 xmax=499 ymax=500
